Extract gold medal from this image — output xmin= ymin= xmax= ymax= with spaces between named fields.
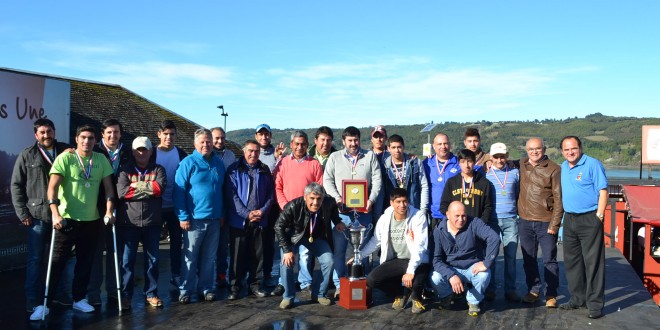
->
xmin=500 ymin=190 xmax=507 ymax=196
xmin=399 ymin=182 xmax=404 ymax=188
xmin=463 ymin=199 xmax=470 ymax=205
xmin=309 ymin=237 xmax=314 ymax=243
xmin=438 ymin=177 xmax=443 ymax=182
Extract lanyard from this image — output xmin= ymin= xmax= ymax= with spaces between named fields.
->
xmin=434 ymin=155 xmax=449 ymax=181
xmin=490 ymin=165 xmax=509 ymax=191
xmin=462 ymin=176 xmax=474 ymax=199
xmin=102 ymin=139 xmax=123 ymax=163
xmin=37 ymin=144 xmax=57 ymax=165
xmin=345 ymin=152 xmax=361 ymax=175
xmin=392 ymin=157 xmax=406 ymax=187
xmin=76 ymin=152 xmax=92 ymax=180
xmin=134 ymin=167 xmax=149 ymax=179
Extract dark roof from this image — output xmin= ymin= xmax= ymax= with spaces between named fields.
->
xmin=2 ymin=67 xmax=242 ymax=155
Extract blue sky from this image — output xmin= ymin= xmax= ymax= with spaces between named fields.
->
xmin=2 ymin=1 xmax=659 ymax=132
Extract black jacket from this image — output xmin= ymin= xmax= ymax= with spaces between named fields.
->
xmin=11 ymin=140 xmax=72 ymax=222
xmin=439 ymin=171 xmax=494 ymax=223
xmin=274 ymin=196 xmax=342 ymax=254
xmin=116 ymin=162 xmax=167 ymax=227
xmin=93 ymin=142 xmax=133 ymax=210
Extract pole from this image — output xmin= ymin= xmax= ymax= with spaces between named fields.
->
xmin=218 ymin=105 xmax=228 ymax=132
xmin=112 ymin=223 xmax=123 ymax=312
xmin=42 ymin=225 xmax=58 ymax=320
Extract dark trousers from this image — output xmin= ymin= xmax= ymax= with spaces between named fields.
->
xmin=163 ymin=208 xmax=183 ymax=277
xmin=366 ymin=259 xmax=430 ymax=301
xmin=49 ymin=219 xmax=102 ymax=302
xmin=263 ymin=208 xmax=280 ymax=279
xmin=118 ymin=225 xmax=160 ymax=298
xmin=229 ymin=225 xmax=265 ymax=292
xmin=88 ymin=223 xmax=118 ymax=301
xmin=563 ymin=211 xmax=605 ymax=312
xmin=519 ymin=218 xmax=558 ymax=297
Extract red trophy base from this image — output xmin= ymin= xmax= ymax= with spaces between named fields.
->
xmin=338 ymin=277 xmax=369 ymax=310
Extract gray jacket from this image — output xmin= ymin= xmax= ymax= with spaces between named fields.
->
xmin=11 ymin=141 xmax=71 ymax=222
xmin=323 ymin=148 xmax=382 ymax=206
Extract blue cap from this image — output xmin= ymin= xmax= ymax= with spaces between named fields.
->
xmin=255 ymin=123 xmax=271 ymax=132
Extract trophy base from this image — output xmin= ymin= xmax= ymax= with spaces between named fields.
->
xmin=349 ymin=264 xmax=364 ymax=279
xmin=338 ymin=277 xmax=369 ymax=310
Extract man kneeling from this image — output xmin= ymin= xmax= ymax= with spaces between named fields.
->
xmin=353 ymin=188 xmax=430 ymax=314
xmin=274 ymin=183 xmax=346 ymax=309
xmin=431 ymin=201 xmax=500 ymax=316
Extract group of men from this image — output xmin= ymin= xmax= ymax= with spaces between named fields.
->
xmin=11 ymin=118 xmax=608 ymax=320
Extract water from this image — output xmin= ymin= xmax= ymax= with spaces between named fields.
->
xmin=606 ymin=168 xmax=658 ymax=179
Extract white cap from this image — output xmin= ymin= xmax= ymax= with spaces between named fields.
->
xmin=132 ymin=136 xmax=152 ymax=150
xmin=489 ymin=142 xmax=507 ymax=156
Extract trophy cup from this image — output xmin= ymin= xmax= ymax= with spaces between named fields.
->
xmin=338 ymin=214 xmax=372 ymax=310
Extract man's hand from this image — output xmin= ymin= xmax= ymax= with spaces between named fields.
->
xmin=21 ymin=216 xmax=33 ymax=227
xmin=104 ymin=212 xmax=115 ymax=225
xmin=402 ymin=273 xmax=414 ymax=288
xmin=366 ymin=200 xmax=373 ymax=212
xmin=180 ymin=220 xmax=191 ymax=231
xmin=248 ymin=210 xmax=262 ymax=222
xmin=449 ymin=275 xmax=464 ymax=294
xmin=275 ymin=142 xmax=286 ymax=159
xmin=346 ymin=257 xmax=354 ymax=265
xmin=547 ymin=229 xmax=557 ymax=235
xmin=335 ymin=222 xmax=347 ymax=232
xmin=282 ymin=252 xmax=295 ymax=267
xmin=52 ymin=214 xmax=64 ymax=230
xmin=471 ymin=261 xmax=487 ymax=275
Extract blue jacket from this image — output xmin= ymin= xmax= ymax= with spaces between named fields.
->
xmin=422 ymin=154 xmax=461 ymax=219
xmin=433 ymin=216 xmax=500 ymax=279
xmin=382 ymin=154 xmax=429 ymax=212
xmin=224 ymin=159 xmax=274 ymax=229
xmin=173 ymin=150 xmax=226 ymax=221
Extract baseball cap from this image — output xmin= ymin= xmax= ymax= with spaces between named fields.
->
xmin=256 ymin=124 xmax=271 ymax=133
xmin=132 ymin=136 xmax=152 ymax=150
xmin=371 ymin=125 xmax=387 ymax=137
xmin=489 ymin=142 xmax=508 ymax=156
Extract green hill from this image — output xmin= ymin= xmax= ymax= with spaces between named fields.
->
xmin=226 ymin=113 xmax=660 ymax=167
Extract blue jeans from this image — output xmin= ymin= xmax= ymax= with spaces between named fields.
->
xmin=180 ymin=219 xmax=220 ymax=296
xmin=281 ymin=239 xmax=334 ymax=300
xmin=519 ymin=218 xmax=558 ymax=297
xmin=297 ymin=245 xmax=313 ymax=289
xmin=25 ymin=219 xmax=72 ymax=310
xmin=430 ymin=264 xmax=491 ymax=305
xmin=332 ymin=212 xmax=373 ymax=289
xmin=216 ymin=222 xmax=230 ymax=278
xmin=118 ymin=226 xmax=160 ymax=298
xmin=487 ymin=217 xmax=519 ymax=293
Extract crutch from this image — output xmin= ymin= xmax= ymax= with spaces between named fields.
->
xmin=106 ymin=216 xmax=123 ymax=312
xmin=42 ymin=221 xmax=63 ymax=321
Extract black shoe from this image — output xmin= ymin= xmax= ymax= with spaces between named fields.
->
xmin=271 ymin=284 xmax=285 ymax=296
xmin=227 ymin=292 xmax=239 ymax=301
xmin=559 ymin=301 xmax=586 ymax=310
xmin=588 ymin=310 xmax=603 ymax=319
xmin=251 ymin=288 xmax=268 ymax=298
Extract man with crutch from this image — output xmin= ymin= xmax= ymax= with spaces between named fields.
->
xmin=34 ymin=125 xmax=116 ymax=318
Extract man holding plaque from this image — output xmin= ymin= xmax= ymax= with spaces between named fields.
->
xmin=518 ymin=138 xmax=563 ymax=308
xmin=354 ymin=188 xmax=430 ymax=314
xmin=422 ymin=133 xmax=461 ymax=228
xmin=440 ymin=149 xmax=493 ymax=224
xmin=275 ymin=183 xmax=345 ymax=309
xmin=323 ymin=126 xmax=382 ymax=297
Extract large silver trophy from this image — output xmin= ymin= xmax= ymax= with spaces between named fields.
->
xmin=343 ymin=215 xmax=373 ymax=280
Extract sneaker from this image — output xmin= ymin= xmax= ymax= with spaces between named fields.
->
xmin=411 ymin=299 xmax=425 ymax=314
xmin=468 ymin=303 xmax=481 ymax=316
xmin=505 ymin=291 xmax=521 ymax=302
xmin=392 ymin=295 xmax=409 ymax=310
xmin=73 ymin=299 xmax=95 ymax=313
xmin=437 ymin=294 xmax=453 ymax=310
xmin=521 ymin=292 xmax=540 ymax=304
xmin=545 ymin=296 xmax=557 ymax=308
xmin=271 ymin=284 xmax=285 ymax=296
xmin=146 ymin=296 xmax=163 ymax=307
xmin=179 ymin=294 xmax=190 ymax=304
xmin=334 ymin=291 xmax=340 ymax=299
xmin=559 ymin=301 xmax=586 ymax=310
xmin=313 ymin=296 xmax=332 ymax=306
xmin=29 ymin=305 xmax=49 ymax=321
xmin=279 ymin=298 xmax=293 ymax=309
xmin=205 ymin=292 xmax=216 ymax=302
xmin=299 ymin=286 xmax=312 ymax=296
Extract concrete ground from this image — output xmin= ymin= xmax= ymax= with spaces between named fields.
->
xmin=1 ymin=241 xmax=658 ymax=329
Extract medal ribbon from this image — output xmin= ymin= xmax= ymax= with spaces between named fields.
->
xmin=134 ymin=167 xmax=149 ymax=180
xmin=309 ymin=212 xmax=318 ymax=238
xmin=37 ymin=144 xmax=57 ymax=166
xmin=462 ymin=176 xmax=474 ymax=199
xmin=102 ymin=139 xmax=123 ymax=163
xmin=76 ymin=152 xmax=93 ymax=180
xmin=490 ymin=165 xmax=509 ymax=191
xmin=345 ymin=152 xmax=361 ymax=175
xmin=391 ymin=157 xmax=406 ymax=187
xmin=434 ymin=155 xmax=449 ymax=180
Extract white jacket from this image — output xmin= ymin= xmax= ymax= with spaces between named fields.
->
xmin=360 ymin=205 xmax=429 ymax=274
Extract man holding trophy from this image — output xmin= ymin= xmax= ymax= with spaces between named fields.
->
xmin=351 ymin=188 xmax=430 ymax=313
xmin=274 ymin=183 xmax=345 ymax=309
